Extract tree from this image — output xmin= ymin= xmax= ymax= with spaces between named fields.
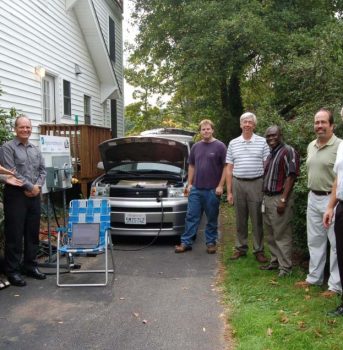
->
xmin=128 ymin=0 xmax=343 ymax=142
xmin=127 ymin=0 xmax=343 ymax=256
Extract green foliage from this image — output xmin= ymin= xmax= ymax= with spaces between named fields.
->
xmin=0 ymin=86 xmax=16 ymax=249
xmin=127 ymin=0 xmax=343 ymax=254
xmin=128 ymin=0 xmax=343 ymax=142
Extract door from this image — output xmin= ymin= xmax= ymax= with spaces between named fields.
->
xmin=42 ymin=75 xmax=56 ymax=123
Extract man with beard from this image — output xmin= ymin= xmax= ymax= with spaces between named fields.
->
xmin=296 ymin=108 xmax=342 ymax=296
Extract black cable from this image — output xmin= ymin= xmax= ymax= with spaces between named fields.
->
xmin=49 ymin=192 xmax=61 ymax=228
xmin=112 ymin=194 xmax=165 ymax=252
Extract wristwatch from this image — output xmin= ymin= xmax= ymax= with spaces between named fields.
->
xmin=280 ymin=198 xmax=287 ymax=203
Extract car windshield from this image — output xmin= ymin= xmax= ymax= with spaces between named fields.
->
xmin=108 ymin=162 xmax=186 ymax=176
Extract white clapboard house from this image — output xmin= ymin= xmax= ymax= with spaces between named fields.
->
xmin=0 ymin=0 xmax=124 ymax=143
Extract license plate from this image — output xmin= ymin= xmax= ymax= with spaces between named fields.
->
xmin=124 ymin=213 xmax=146 ymax=225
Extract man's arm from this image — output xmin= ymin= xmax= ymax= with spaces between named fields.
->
xmin=25 ymin=150 xmax=47 ymax=197
xmin=226 ymin=163 xmax=234 ymax=205
xmin=185 ymin=164 xmax=194 ymax=196
xmin=215 ymin=164 xmax=227 ymax=196
xmin=323 ymin=178 xmax=338 ymax=228
xmin=0 ymin=175 xmax=23 ymax=187
xmin=2 ymin=143 xmax=33 ymax=191
xmin=277 ymin=175 xmax=296 ymax=215
xmin=0 ymin=165 xmax=15 ymax=176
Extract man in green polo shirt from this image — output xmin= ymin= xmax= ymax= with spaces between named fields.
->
xmin=296 ymin=108 xmax=342 ymax=296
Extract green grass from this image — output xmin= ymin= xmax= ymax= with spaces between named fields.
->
xmin=220 ymin=207 xmax=343 ymax=350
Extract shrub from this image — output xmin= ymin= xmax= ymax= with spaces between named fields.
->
xmin=0 ymin=86 xmax=16 ymax=253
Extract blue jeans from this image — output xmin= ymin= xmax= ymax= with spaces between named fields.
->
xmin=181 ymin=187 xmax=220 ymax=247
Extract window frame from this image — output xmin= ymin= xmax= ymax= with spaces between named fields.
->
xmin=63 ymin=79 xmax=71 ymax=117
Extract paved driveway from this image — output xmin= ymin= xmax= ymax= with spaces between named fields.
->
xmin=0 ymin=233 xmax=226 ymax=350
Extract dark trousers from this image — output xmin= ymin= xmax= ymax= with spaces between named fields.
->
xmin=335 ymin=202 xmax=343 ymax=302
xmin=4 ymin=185 xmax=41 ymax=275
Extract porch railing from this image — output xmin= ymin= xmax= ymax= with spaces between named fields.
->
xmin=39 ymin=124 xmax=111 ymax=197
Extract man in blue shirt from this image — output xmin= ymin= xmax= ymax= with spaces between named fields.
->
xmin=175 ymin=119 xmax=227 ymax=254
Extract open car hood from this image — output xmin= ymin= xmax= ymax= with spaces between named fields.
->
xmin=99 ymin=136 xmax=189 ymax=172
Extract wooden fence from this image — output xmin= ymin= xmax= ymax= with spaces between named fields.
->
xmin=39 ymin=124 xmax=111 ymax=197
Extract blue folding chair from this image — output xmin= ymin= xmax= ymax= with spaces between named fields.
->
xmin=56 ymin=199 xmax=114 ymax=287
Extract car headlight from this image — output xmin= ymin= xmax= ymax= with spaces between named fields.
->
xmin=168 ymin=187 xmax=186 ymax=198
xmin=90 ymin=184 xmax=110 ymax=197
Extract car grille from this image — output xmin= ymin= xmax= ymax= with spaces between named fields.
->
xmin=112 ymin=207 xmax=173 ymax=213
xmin=110 ymin=187 xmax=168 ymax=198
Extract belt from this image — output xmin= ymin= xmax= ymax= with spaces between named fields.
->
xmin=264 ymin=191 xmax=281 ymax=196
xmin=311 ymin=190 xmax=331 ymax=196
xmin=234 ymin=176 xmax=263 ymax=181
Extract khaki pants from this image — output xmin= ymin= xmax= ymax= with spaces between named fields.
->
xmin=263 ymin=193 xmax=294 ymax=272
xmin=232 ymin=177 xmax=264 ymax=254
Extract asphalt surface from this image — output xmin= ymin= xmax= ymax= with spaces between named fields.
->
xmin=0 ymin=233 xmax=226 ymax=350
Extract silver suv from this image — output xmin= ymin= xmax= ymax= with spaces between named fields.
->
xmin=90 ymin=129 xmax=195 ymax=236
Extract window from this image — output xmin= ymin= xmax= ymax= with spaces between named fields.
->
xmin=84 ymin=95 xmax=91 ymax=125
xmin=109 ymin=17 xmax=116 ymax=62
xmin=63 ymin=80 xmax=71 ymax=116
xmin=42 ymin=75 xmax=55 ymax=123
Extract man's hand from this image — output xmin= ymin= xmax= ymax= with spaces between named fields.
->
xmin=227 ymin=192 xmax=234 ymax=205
xmin=323 ymin=208 xmax=334 ymax=229
xmin=184 ymin=184 xmax=193 ymax=197
xmin=24 ymin=185 xmax=40 ymax=197
xmin=215 ymin=185 xmax=223 ymax=196
xmin=277 ymin=201 xmax=286 ymax=215
xmin=4 ymin=175 xmax=23 ymax=187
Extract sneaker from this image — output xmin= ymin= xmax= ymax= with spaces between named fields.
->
xmin=174 ymin=244 xmax=192 ymax=253
xmin=278 ymin=270 xmax=292 ymax=278
xmin=255 ymin=252 xmax=268 ymax=263
xmin=327 ymin=305 xmax=343 ymax=317
xmin=229 ymin=251 xmax=247 ymax=260
xmin=206 ymin=244 xmax=217 ymax=254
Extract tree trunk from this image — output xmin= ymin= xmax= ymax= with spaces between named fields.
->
xmin=218 ymin=71 xmax=243 ymax=143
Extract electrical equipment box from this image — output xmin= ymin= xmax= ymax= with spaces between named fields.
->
xmin=40 ymin=135 xmax=73 ymax=193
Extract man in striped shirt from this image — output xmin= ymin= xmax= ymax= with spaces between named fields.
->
xmin=226 ymin=112 xmax=270 ymax=263
xmin=260 ymin=126 xmax=300 ymax=277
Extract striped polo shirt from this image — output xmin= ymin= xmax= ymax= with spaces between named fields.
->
xmin=226 ymin=134 xmax=270 ymax=178
xmin=263 ymin=143 xmax=300 ymax=193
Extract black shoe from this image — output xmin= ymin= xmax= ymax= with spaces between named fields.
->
xmin=7 ymin=273 xmax=26 ymax=287
xmin=327 ymin=305 xmax=343 ymax=317
xmin=23 ymin=267 xmax=46 ymax=280
xmin=259 ymin=264 xmax=279 ymax=271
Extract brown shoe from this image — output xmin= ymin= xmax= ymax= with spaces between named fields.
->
xmin=255 ymin=252 xmax=268 ymax=263
xmin=321 ymin=290 xmax=338 ymax=298
xmin=206 ymin=244 xmax=217 ymax=254
xmin=175 ymin=244 xmax=192 ymax=253
xmin=229 ymin=251 xmax=247 ymax=260
xmin=295 ymin=280 xmax=312 ymax=288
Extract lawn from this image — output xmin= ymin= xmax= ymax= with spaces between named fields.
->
xmin=220 ymin=206 xmax=343 ymax=350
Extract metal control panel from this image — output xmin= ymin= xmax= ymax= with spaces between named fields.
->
xmin=40 ymin=135 xmax=73 ymax=193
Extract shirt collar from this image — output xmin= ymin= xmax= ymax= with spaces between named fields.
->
xmin=270 ymin=143 xmax=283 ymax=155
xmin=239 ymin=133 xmax=256 ymax=143
xmin=14 ymin=137 xmax=33 ymax=147
xmin=314 ymin=134 xmax=337 ymax=149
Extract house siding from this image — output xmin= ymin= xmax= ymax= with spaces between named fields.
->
xmin=0 ymin=0 xmax=124 ymax=142
xmin=93 ymin=0 xmax=124 ymax=135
